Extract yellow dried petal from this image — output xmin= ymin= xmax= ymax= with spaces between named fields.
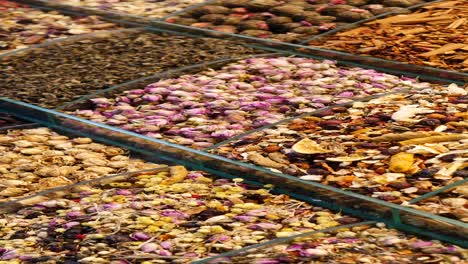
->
xmin=389 ymin=153 xmax=414 ymax=173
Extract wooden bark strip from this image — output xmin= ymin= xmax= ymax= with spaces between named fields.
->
xmin=396 ymin=35 xmax=416 ymax=43
xmin=447 ymin=18 xmax=467 ymax=29
xmin=397 ymin=28 xmax=428 ymax=35
xmin=368 ymin=12 xmax=431 ymax=25
xmin=420 ymin=43 xmax=467 ymax=57
xmin=392 ymin=16 xmax=455 ymax=25
xmin=336 ymin=27 xmax=369 ymax=36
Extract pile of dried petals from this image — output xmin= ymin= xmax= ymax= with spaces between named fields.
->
xmin=308 ymin=0 xmax=468 ymax=72
xmin=211 ymin=84 xmax=468 ymax=221
xmin=0 ymin=167 xmax=361 ymax=262
xmin=166 ymin=0 xmax=433 ymax=43
xmin=47 ymin=0 xmax=207 ymax=19
xmin=209 ymin=223 xmax=467 ymax=263
xmin=0 ymin=127 xmax=164 ymax=203
xmin=0 ymin=0 xmax=118 ymax=54
xmin=72 ymin=57 xmax=434 ymax=149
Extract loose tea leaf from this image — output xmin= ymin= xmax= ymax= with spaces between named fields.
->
xmin=167 ymin=0 xmax=435 ymax=43
xmin=0 ymin=0 xmax=120 ymax=54
xmin=308 ymin=0 xmax=468 ymax=72
xmin=0 ymin=30 xmax=259 ymax=108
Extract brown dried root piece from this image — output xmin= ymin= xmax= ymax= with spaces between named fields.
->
xmin=247 ymin=152 xmax=285 ymax=169
xmin=399 ymin=134 xmax=468 ymax=146
xmin=371 ymin=131 xmax=442 ymax=142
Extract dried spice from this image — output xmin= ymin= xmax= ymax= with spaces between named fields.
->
xmin=0 ymin=0 xmax=119 ymax=54
xmin=71 ymin=57 xmax=434 ymax=149
xmin=167 ymin=0 xmax=434 ymax=43
xmin=0 ymin=30 xmax=259 ymax=108
xmin=308 ymin=0 xmax=468 ymax=72
xmin=212 ymin=223 xmax=468 ymax=263
xmin=211 ymin=85 xmax=468 ymax=221
xmin=47 ymin=0 xmax=207 ymax=19
xmin=0 ymin=127 xmax=165 ymax=203
xmin=0 ymin=167 xmax=358 ymax=262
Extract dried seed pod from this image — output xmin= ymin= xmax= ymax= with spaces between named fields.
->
xmin=245 ymin=0 xmax=283 ymax=11
xmin=270 ymin=5 xmax=304 ymax=16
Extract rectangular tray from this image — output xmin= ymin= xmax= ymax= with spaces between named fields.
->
xmin=0 ymin=98 xmax=466 ymax=246
xmin=59 ymin=54 xmax=434 ymax=151
xmin=11 ymin=0 xmax=467 ymax=84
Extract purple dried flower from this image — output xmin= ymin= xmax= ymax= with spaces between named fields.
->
xmin=287 ymin=244 xmax=303 ymax=251
xmin=410 ymin=241 xmax=433 ymax=248
xmin=63 ymin=221 xmax=80 ymax=229
xmin=115 ymin=189 xmax=132 ymax=195
xmin=131 ymin=232 xmax=151 ymax=241
xmin=211 ymin=130 xmax=238 ymax=139
xmin=140 ymin=242 xmax=157 ymax=252
xmin=130 ymin=202 xmax=144 ymax=210
xmin=90 ymin=98 xmax=111 ymax=105
xmin=245 ymin=209 xmax=267 ymax=217
xmin=157 ymin=249 xmax=172 ymax=256
xmin=160 ymin=241 xmax=172 ymax=249
xmin=248 ymin=222 xmax=281 ymax=230
xmin=66 ymin=211 xmax=83 ymax=219
xmin=142 ymin=94 xmax=162 ymax=102
xmin=102 ymin=203 xmax=122 ymax=211
xmin=161 ymin=210 xmax=188 ymax=219
xmin=336 ymin=91 xmax=354 ymax=98
xmin=129 ymin=89 xmax=145 ymax=95
xmin=169 ymin=113 xmax=186 ymax=122
xmin=185 ymin=108 xmax=208 ymax=116
xmin=234 ymin=215 xmax=255 ymax=222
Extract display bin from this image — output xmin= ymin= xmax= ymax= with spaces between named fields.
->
xmin=164 ymin=0 xmax=441 ymax=44
xmin=0 ymin=0 xmax=122 ymax=55
xmin=0 ymin=122 xmax=170 ymax=204
xmin=0 ymin=27 xmax=261 ymax=109
xmin=209 ymin=85 xmax=468 ymax=226
xmin=59 ymin=53 xmax=454 ymax=151
xmin=0 ymin=126 xmax=428 ymax=262
xmin=303 ymin=0 xmax=468 ymax=74
xmin=12 ymin=0 xmax=215 ymax=22
xmin=11 ymin=0 xmax=466 ymax=84
xmin=194 ymin=221 xmax=468 ymax=264
xmin=0 ymin=98 xmax=466 ymax=246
